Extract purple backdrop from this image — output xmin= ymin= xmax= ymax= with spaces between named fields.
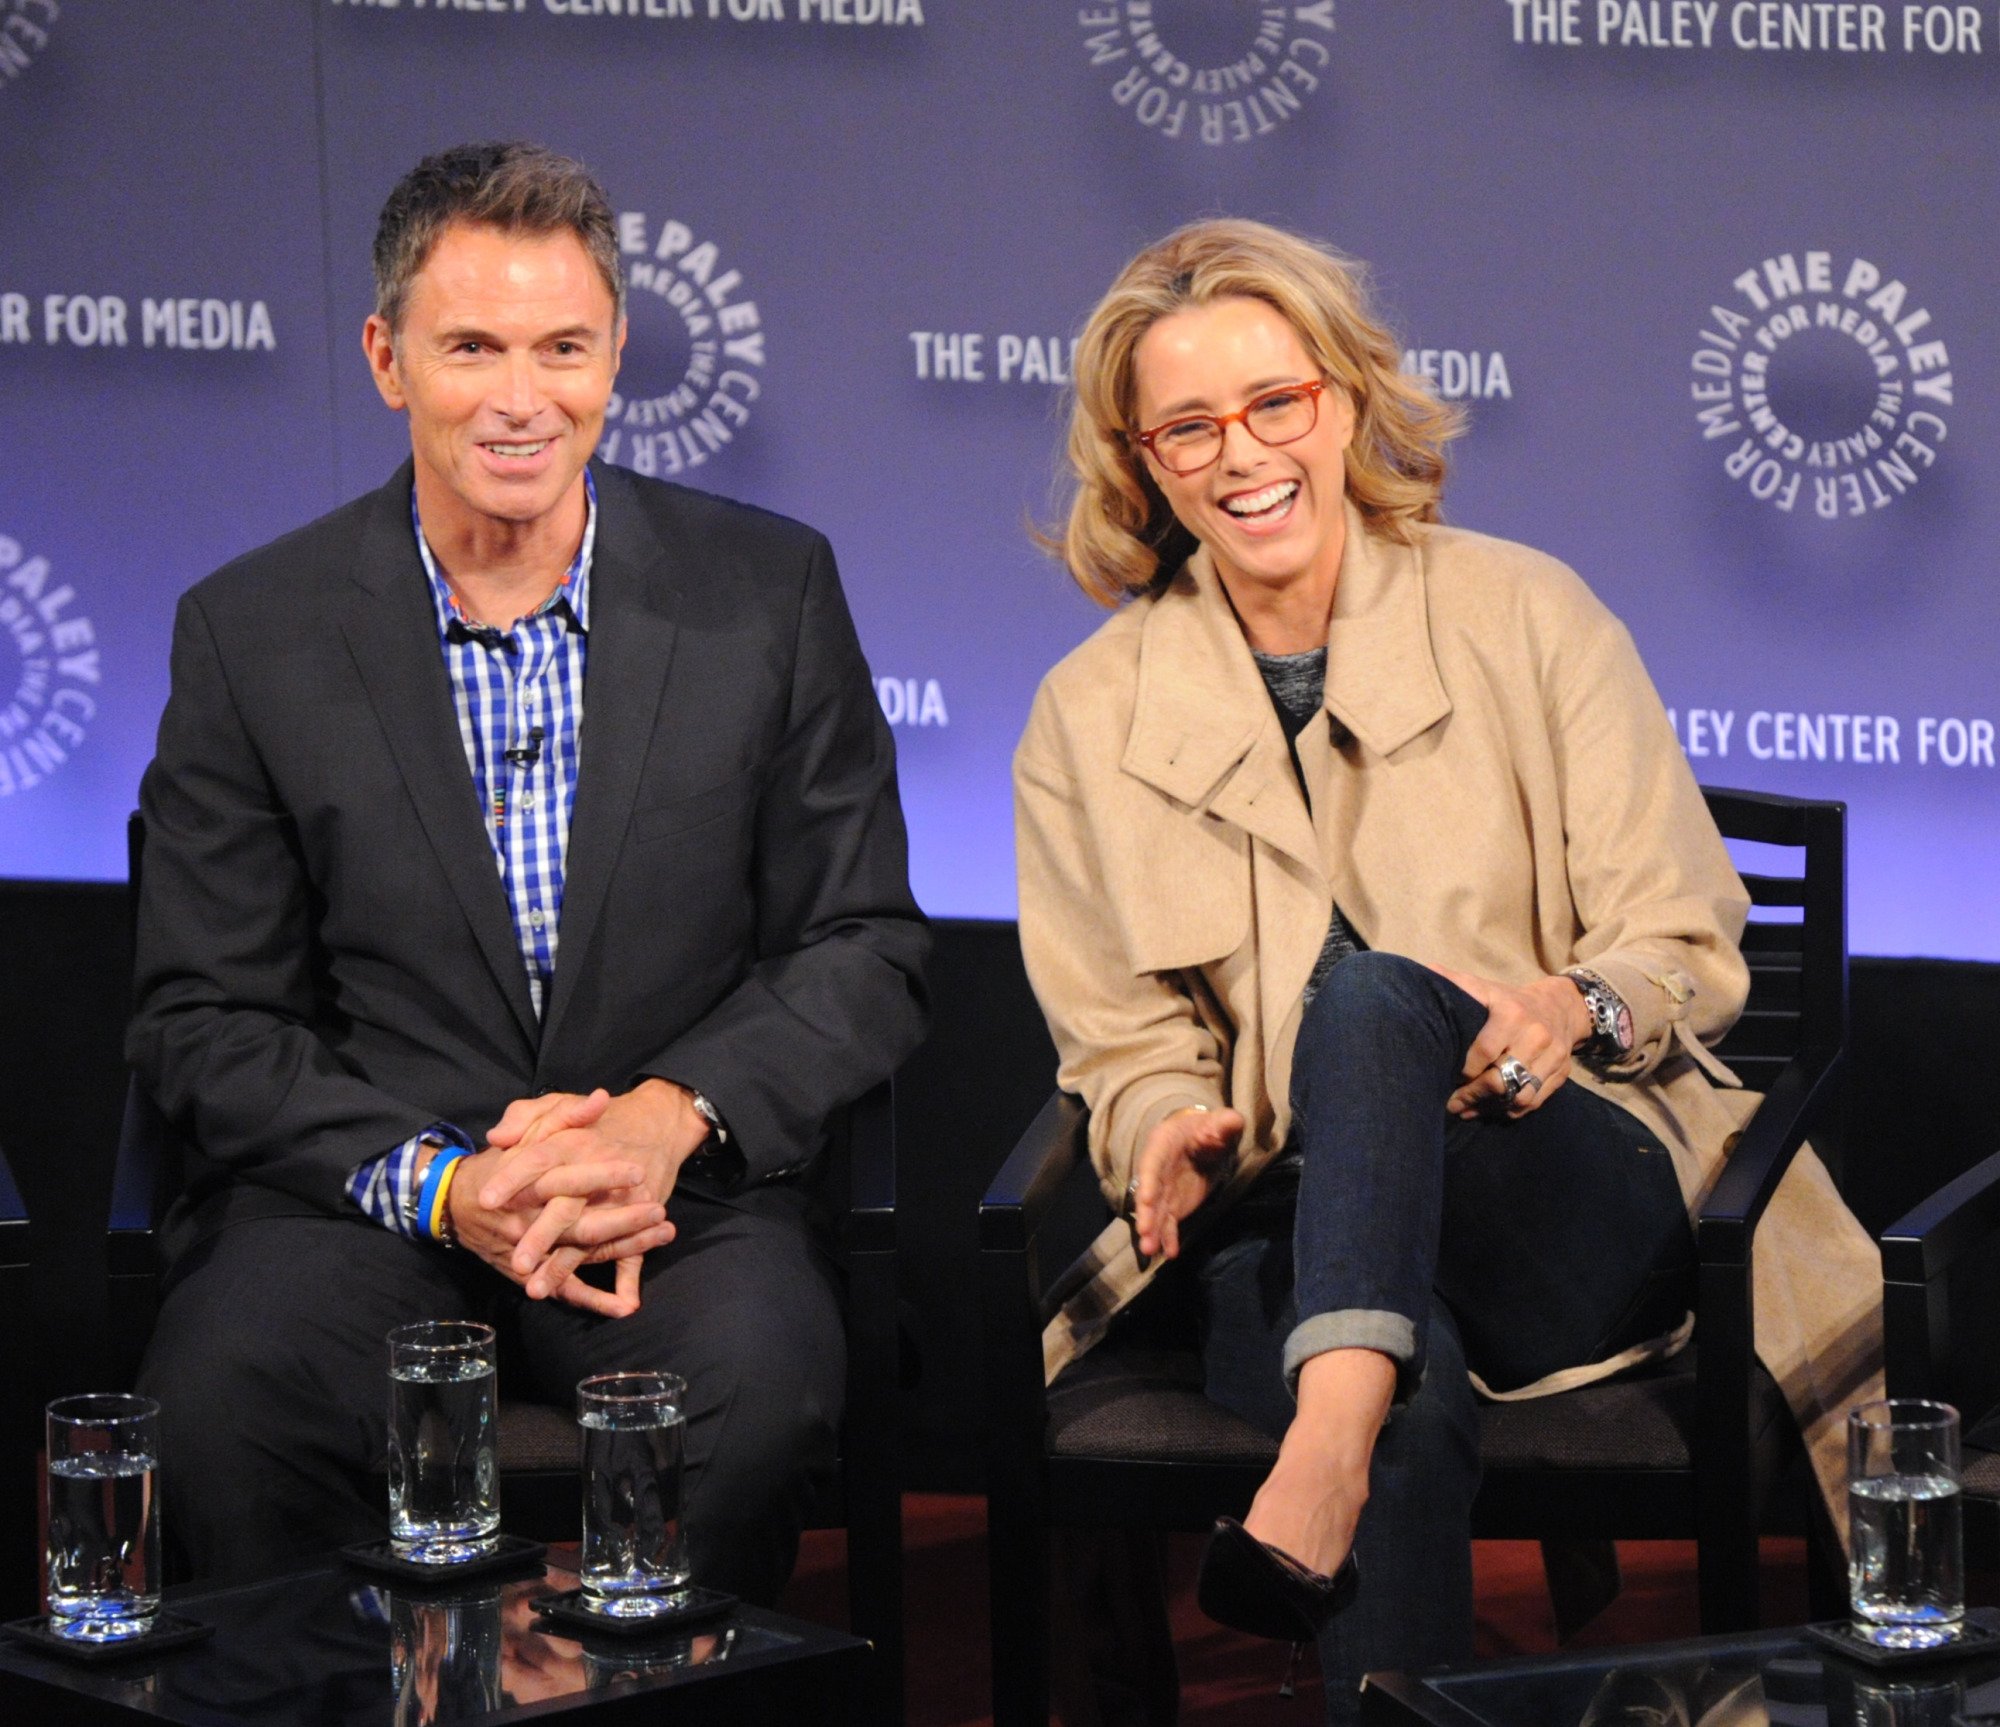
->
xmin=3 ymin=1 xmax=1994 ymax=957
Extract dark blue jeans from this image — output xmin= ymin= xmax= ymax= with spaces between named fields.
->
xmin=1189 ymin=951 xmax=1693 ymax=1722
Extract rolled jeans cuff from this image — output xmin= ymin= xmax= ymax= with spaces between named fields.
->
xmin=1282 ymin=1309 xmax=1417 ymax=1400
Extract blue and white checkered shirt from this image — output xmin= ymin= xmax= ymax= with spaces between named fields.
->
xmin=347 ymin=474 xmax=597 ymax=1237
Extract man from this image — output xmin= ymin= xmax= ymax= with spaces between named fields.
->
xmin=128 ymin=143 xmax=929 ymax=1598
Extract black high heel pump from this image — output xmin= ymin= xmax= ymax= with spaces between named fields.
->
xmin=1195 ymin=1516 xmax=1358 ymax=1642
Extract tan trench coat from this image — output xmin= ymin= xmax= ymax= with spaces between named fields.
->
xmin=1013 ymin=505 xmax=1881 ymax=1521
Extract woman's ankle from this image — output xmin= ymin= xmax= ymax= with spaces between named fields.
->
xmin=1290 ymin=1346 xmax=1397 ymax=1466
xmin=1244 ymin=1455 xmax=1366 ymax=1578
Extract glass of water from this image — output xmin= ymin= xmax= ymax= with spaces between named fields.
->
xmin=577 ymin=1371 xmax=689 ymax=1616
xmin=45 ymin=1393 xmax=162 ymax=1642
xmin=1847 ymin=1398 xmax=1963 ymax=1649
xmin=387 ymin=1320 xmax=500 ymax=1565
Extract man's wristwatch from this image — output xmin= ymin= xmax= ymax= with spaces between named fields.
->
xmin=1565 ymin=968 xmax=1635 ymax=1068
xmin=686 ymin=1089 xmax=729 ymax=1153
xmin=402 ymin=1137 xmax=443 ymax=1233
xmin=678 ymin=1086 xmax=746 ymax=1186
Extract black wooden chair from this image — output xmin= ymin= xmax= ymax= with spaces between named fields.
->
xmin=0 ymin=1146 xmax=33 ymax=1620
xmin=112 ymin=815 xmax=906 ymax=1722
xmin=979 ymin=786 xmax=1850 ymax=1727
xmin=1881 ymin=1146 xmax=2000 ymax=1565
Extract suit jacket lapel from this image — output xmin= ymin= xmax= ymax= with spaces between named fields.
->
xmin=339 ymin=464 xmax=540 ymax=1048
xmin=537 ymin=464 xmax=682 ymax=1055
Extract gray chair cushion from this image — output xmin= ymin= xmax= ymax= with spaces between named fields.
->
xmin=1047 ymin=1342 xmax=1791 ymax=1476
xmin=1961 ymin=1446 xmax=2000 ymax=1499
xmin=1479 ymin=1348 xmax=1790 ymax=1472
xmin=496 ymin=1400 xmax=581 ymax=1473
xmin=1046 ymin=1348 xmax=1278 ymax=1466
xmin=1480 ymin=1351 xmax=1703 ymax=1472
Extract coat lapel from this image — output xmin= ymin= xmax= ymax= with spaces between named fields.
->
xmin=1119 ymin=517 xmax=1456 ymax=1110
xmin=1119 ymin=551 xmax=1323 ymax=877
xmin=1121 ymin=551 xmax=1329 ymax=1076
xmin=1322 ymin=508 xmax=1452 ymax=760
xmin=536 ymin=464 xmax=682 ymax=1056
xmin=339 ymin=465 xmax=539 ymax=1048
xmin=1303 ymin=508 xmax=1456 ymax=953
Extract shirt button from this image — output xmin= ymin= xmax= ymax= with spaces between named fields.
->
xmin=529 ymin=909 xmax=545 ymax=929
xmin=520 ymin=791 xmax=537 ymax=809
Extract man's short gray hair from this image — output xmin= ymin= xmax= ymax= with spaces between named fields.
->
xmin=372 ymin=141 xmax=624 ymax=332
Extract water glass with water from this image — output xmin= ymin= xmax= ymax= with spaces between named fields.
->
xmin=45 ymin=1393 xmax=162 ymax=1642
xmin=1848 ymin=1398 xmax=1963 ymax=1649
xmin=387 ymin=1320 xmax=500 ymax=1564
xmin=578 ymin=1371 xmax=689 ymax=1616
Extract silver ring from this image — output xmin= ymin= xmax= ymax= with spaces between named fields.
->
xmin=1497 ymin=1057 xmax=1535 ymax=1100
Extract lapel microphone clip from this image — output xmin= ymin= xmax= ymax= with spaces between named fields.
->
xmin=504 ymin=728 xmax=545 ymax=768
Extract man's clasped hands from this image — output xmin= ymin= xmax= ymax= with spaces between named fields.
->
xmin=439 ymin=1079 xmax=714 ymax=1318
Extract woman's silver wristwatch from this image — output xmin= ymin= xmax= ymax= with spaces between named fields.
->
xmin=1565 ymin=967 xmax=1634 ymax=1067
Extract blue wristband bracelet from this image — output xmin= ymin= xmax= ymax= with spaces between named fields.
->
xmin=414 ymin=1145 xmax=468 ymax=1243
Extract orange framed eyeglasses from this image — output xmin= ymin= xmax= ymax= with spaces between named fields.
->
xmin=1132 ymin=379 xmax=1330 ymax=475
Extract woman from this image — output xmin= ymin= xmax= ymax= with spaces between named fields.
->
xmin=1013 ymin=220 xmax=1879 ymax=1715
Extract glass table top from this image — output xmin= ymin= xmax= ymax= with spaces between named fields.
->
xmin=0 ymin=1548 xmax=865 ymax=1726
xmin=1365 ymin=1613 xmax=2000 ymax=1726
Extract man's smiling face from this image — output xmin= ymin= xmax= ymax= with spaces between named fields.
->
xmin=364 ymin=221 xmax=624 ymax=542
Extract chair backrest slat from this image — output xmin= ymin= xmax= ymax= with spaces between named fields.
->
xmin=1700 ymin=785 xmax=1848 ymax=1180
xmin=1739 ymin=921 xmax=1804 ymax=955
xmin=1739 ymin=872 xmax=1808 ymax=908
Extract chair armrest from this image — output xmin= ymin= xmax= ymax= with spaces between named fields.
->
xmin=1880 ymin=1149 xmax=2000 ymax=1287
xmin=1689 ymin=1041 xmax=1842 ymax=1622
xmin=1695 ymin=1048 xmax=1840 ymax=1266
xmin=0 ymin=1148 xmax=25 ymax=1277
xmin=842 ymin=1078 xmax=895 ymax=1257
xmin=1879 ymin=1148 xmax=2000 ymax=1404
xmin=0 ymin=1147 xmax=22 ymax=1225
xmin=108 ymin=1079 xmax=170 ymax=1278
xmin=978 ymin=1092 xmax=1089 ymax=1257
xmin=981 ymin=1096 xmax=1089 ymax=1524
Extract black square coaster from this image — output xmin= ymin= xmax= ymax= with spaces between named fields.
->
xmin=532 ymin=1585 xmax=736 ymax=1639
xmin=1804 ymin=1616 xmax=2000 ymax=1670
xmin=1 ymin=1612 xmax=216 ymax=1664
xmin=339 ymin=1533 xmax=548 ymax=1587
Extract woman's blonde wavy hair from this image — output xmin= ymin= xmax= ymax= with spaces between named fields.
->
xmin=1053 ymin=219 xmax=1464 ymax=607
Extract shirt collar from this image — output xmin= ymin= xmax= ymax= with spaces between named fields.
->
xmin=412 ymin=467 xmax=597 ymax=641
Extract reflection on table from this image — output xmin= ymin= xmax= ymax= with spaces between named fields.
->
xmin=1377 ymin=1614 xmax=2000 ymax=1727
xmin=0 ymin=1546 xmax=840 ymax=1727
xmin=377 ymin=1565 xmax=742 ymax=1725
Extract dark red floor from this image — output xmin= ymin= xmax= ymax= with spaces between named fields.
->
xmin=778 ymin=1494 xmax=1817 ymax=1726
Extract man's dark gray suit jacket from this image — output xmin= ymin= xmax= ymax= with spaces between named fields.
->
xmin=128 ymin=459 xmax=930 ymax=1267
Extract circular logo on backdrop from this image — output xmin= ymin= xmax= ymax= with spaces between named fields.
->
xmin=0 ymin=532 xmax=98 ymax=798
xmin=601 ymin=211 xmax=767 ymax=481
xmin=0 ymin=1 xmax=59 ymax=93
xmin=1690 ymin=251 xmax=1954 ymax=520
xmin=1076 ymin=1 xmax=1337 ymax=146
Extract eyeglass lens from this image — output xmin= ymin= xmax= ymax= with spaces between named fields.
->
xmin=1152 ymin=386 xmax=1320 ymax=473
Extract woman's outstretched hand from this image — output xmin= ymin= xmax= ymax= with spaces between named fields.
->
xmin=1131 ymin=1105 xmax=1246 ymax=1260
xmin=1426 ymin=966 xmax=1594 ymax=1119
